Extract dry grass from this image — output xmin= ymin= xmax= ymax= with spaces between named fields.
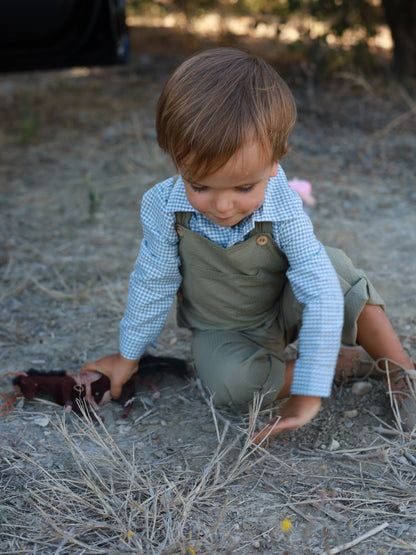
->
xmin=2 ymin=393 xmax=416 ymax=554
xmin=0 ymin=397 xmax=282 ymax=553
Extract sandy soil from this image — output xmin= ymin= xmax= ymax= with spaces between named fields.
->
xmin=1 ymin=25 xmax=416 ymax=554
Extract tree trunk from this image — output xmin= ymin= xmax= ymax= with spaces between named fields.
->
xmin=382 ymin=0 xmax=416 ymax=77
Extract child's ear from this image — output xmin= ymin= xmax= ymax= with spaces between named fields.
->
xmin=269 ymin=161 xmax=279 ymax=177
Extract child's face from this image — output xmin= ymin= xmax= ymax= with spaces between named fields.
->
xmin=181 ymin=142 xmax=278 ymax=227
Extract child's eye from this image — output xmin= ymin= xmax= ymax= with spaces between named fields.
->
xmin=189 ymin=183 xmax=206 ymax=192
xmin=238 ymin=185 xmax=254 ymax=193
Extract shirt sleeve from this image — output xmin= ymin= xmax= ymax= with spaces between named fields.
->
xmin=119 ymin=182 xmax=182 ymax=359
xmin=272 ymin=208 xmax=344 ymax=397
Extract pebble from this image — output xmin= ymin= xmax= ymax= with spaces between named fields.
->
xmin=116 ymin=424 xmax=132 ymax=435
xmin=328 ymin=438 xmax=341 ymax=451
xmin=33 ymin=415 xmax=50 ymax=427
xmin=351 ymin=381 xmax=373 ymax=396
xmin=343 ymin=409 xmax=358 ymax=418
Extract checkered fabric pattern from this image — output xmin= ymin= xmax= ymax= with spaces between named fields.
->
xmin=120 ymin=167 xmax=344 ymax=397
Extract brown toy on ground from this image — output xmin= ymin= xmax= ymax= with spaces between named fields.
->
xmin=13 ymin=354 xmax=189 ymax=419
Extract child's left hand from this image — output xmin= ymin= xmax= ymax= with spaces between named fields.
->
xmin=251 ymin=394 xmax=321 ymax=444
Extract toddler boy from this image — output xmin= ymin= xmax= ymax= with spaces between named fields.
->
xmin=82 ymin=48 xmax=415 ymax=439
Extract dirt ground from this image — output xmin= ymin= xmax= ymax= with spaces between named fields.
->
xmin=1 ymin=24 xmax=416 ymax=554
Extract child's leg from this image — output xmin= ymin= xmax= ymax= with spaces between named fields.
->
xmin=356 ymin=304 xmax=416 ymax=430
xmin=321 ymin=248 xmax=415 ymax=388
xmin=356 ymin=304 xmax=414 ymax=371
xmin=279 ymin=301 xmax=415 ymax=398
xmin=277 ymin=323 xmax=409 ymax=399
xmin=276 ymin=360 xmax=294 ymax=399
xmin=192 ymin=328 xmax=286 ymax=407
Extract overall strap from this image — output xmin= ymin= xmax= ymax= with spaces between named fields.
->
xmin=248 ymin=221 xmax=273 ymax=236
xmin=175 ymin=211 xmax=192 ymax=227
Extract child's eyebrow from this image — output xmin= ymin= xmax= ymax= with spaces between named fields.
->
xmin=189 ymin=179 xmax=260 ymax=188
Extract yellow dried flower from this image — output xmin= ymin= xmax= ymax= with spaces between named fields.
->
xmin=126 ymin=530 xmax=134 ymax=539
xmin=281 ymin=518 xmax=292 ymax=532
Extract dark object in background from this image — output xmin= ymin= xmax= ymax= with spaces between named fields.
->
xmin=0 ymin=0 xmax=129 ymax=72
xmin=13 ymin=354 xmax=189 ymax=419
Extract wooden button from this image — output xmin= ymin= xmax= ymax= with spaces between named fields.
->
xmin=256 ymin=235 xmax=268 ymax=246
xmin=176 ymin=226 xmax=184 ymax=237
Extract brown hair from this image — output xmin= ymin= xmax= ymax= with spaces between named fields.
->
xmin=156 ymin=47 xmax=297 ymax=180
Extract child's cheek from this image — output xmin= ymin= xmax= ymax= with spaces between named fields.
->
xmin=190 ymin=193 xmax=206 ymax=212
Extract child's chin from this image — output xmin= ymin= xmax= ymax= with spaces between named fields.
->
xmin=208 ymin=214 xmax=243 ymax=227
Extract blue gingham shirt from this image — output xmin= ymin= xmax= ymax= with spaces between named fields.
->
xmin=120 ymin=167 xmax=344 ymax=397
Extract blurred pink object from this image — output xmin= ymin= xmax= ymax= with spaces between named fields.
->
xmin=288 ymin=178 xmax=316 ymax=206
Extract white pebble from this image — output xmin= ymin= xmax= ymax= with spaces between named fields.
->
xmin=328 ymin=439 xmax=340 ymax=451
xmin=33 ymin=416 xmax=50 ymax=427
xmin=351 ymin=381 xmax=373 ymax=396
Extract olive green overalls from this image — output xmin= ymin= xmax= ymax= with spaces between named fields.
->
xmin=175 ymin=212 xmax=384 ymax=407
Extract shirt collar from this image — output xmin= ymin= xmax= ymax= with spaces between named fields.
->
xmin=257 ymin=169 xmax=303 ymax=221
xmin=165 ymin=175 xmax=194 ymax=212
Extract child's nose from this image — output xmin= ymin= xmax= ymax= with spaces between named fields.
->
xmin=214 ymin=194 xmax=233 ymax=213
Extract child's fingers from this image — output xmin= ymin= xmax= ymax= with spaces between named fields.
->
xmin=80 ymin=362 xmax=102 ymax=374
xmin=68 ymin=368 xmax=104 ymax=403
xmin=251 ymin=414 xmax=308 ymax=444
xmin=109 ymin=381 xmax=123 ymax=399
xmin=251 ymin=418 xmax=282 ymax=443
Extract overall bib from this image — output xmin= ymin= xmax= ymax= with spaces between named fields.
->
xmin=175 ymin=212 xmax=384 ymax=407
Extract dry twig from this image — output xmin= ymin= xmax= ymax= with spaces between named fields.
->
xmin=321 ymin=521 xmax=389 ymax=554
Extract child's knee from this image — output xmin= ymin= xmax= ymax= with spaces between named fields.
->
xmin=192 ymin=330 xmax=285 ymax=407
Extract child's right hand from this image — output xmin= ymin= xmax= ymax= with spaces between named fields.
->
xmin=251 ymin=394 xmax=322 ymax=444
xmin=81 ymin=352 xmax=139 ymax=399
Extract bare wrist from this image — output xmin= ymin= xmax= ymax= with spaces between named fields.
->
xmin=116 ymin=352 xmax=140 ymax=370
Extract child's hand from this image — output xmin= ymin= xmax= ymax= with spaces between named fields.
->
xmin=81 ymin=352 xmax=139 ymax=399
xmin=251 ymin=395 xmax=321 ymax=444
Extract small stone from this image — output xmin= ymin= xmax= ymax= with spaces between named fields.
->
xmin=351 ymin=381 xmax=372 ymax=396
xmin=343 ymin=409 xmax=358 ymax=418
xmin=116 ymin=424 xmax=132 ymax=434
xmin=328 ymin=438 xmax=340 ymax=451
xmin=33 ymin=416 xmax=50 ymax=427
xmin=230 ymin=535 xmax=242 ymax=546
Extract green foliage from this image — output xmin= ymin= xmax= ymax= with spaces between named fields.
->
xmin=18 ymin=92 xmax=37 ymax=146
xmin=84 ymin=172 xmax=103 ymax=220
xmin=127 ymin=0 xmax=220 ymax=17
xmin=239 ymin=0 xmax=384 ymax=38
xmin=128 ymin=0 xmax=415 ymax=75
xmin=305 ymin=0 xmax=382 ymax=37
xmin=129 ymin=0 xmax=383 ymax=41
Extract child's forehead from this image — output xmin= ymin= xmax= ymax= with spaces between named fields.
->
xmin=180 ymin=138 xmax=273 ymax=182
